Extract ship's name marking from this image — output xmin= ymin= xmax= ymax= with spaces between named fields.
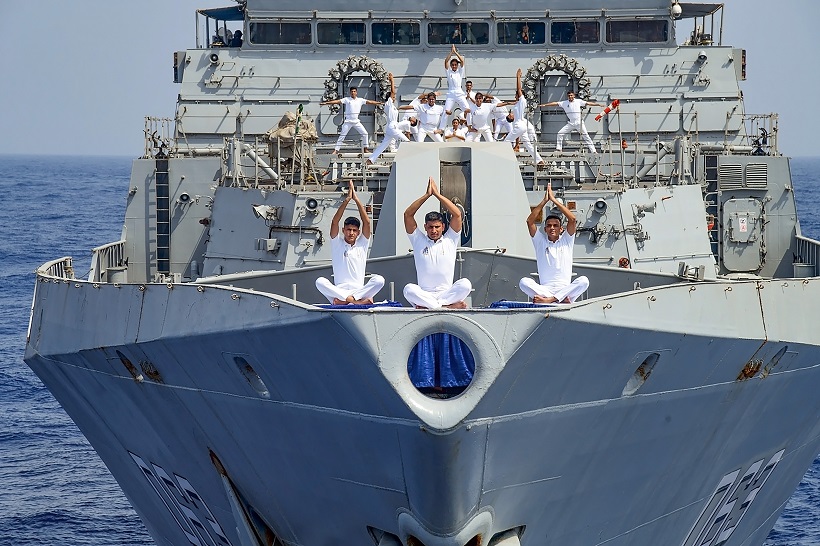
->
xmin=130 ymin=452 xmax=233 ymax=546
xmin=682 ymin=449 xmax=785 ymax=546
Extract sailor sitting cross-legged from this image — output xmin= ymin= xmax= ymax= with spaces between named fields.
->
xmin=315 ymin=181 xmax=385 ymax=305
xmin=519 ymin=182 xmax=590 ymax=304
xmin=403 ymin=177 xmax=472 ymax=309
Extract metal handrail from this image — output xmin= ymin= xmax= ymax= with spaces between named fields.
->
xmin=37 ymin=257 xmax=75 ymax=280
xmin=89 ymin=240 xmax=126 ymax=282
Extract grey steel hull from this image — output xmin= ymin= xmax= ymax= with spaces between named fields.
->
xmin=25 ymin=273 xmax=820 ymax=545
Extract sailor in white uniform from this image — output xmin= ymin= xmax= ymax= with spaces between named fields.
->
xmin=440 ymin=45 xmax=472 ymax=131
xmin=367 ymin=73 xmax=418 ymax=164
xmin=497 ymin=69 xmax=544 ymax=165
xmin=315 ymin=181 xmax=385 ymax=305
xmin=539 ymin=90 xmax=604 ymax=154
xmin=403 ymin=177 xmax=472 ymax=309
xmin=465 ymin=92 xmax=496 ymax=142
xmin=401 ymin=93 xmax=445 ymax=142
xmin=320 ymin=87 xmax=383 ymax=154
xmin=519 ymin=182 xmax=589 ymax=303
xmin=491 ymin=96 xmax=512 ymax=140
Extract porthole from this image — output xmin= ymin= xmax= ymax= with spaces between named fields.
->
xmin=407 ymin=333 xmax=475 ymax=399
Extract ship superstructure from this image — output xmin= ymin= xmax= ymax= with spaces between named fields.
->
xmin=25 ymin=1 xmax=820 ymax=545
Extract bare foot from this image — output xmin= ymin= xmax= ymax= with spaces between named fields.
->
xmin=353 ymin=297 xmax=374 ymax=305
xmin=532 ymin=295 xmax=558 ymax=304
xmin=331 ymin=149 xmax=339 ymax=155
xmin=414 ymin=305 xmax=429 ymax=309
xmin=332 ymin=298 xmax=349 ymax=305
xmin=363 ymin=147 xmax=371 ymax=153
xmin=561 ymin=297 xmax=571 ymax=303
xmin=443 ymin=301 xmax=467 ymax=309
xmin=365 ymin=159 xmax=373 ymax=165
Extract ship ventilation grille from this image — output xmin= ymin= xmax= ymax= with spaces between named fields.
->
xmin=745 ymin=163 xmax=768 ymax=189
xmin=718 ymin=164 xmax=743 ymax=190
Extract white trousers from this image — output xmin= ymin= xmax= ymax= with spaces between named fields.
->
xmin=441 ymin=94 xmax=473 ymax=128
xmin=519 ymin=276 xmax=589 ymax=303
xmin=557 ymin=121 xmax=596 ymax=153
xmin=494 ymin=118 xmax=512 ymax=140
xmin=404 ymin=278 xmax=473 ymax=309
xmin=315 ymin=275 xmax=385 ymax=303
xmin=505 ymin=122 xmax=543 ymax=163
xmin=466 ymin=126 xmax=493 ymax=142
xmin=416 ymin=124 xmax=444 ymax=142
xmin=335 ymin=119 xmax=369 ymax=151
xmin=369 ymin=125 xmax=410 ymax=162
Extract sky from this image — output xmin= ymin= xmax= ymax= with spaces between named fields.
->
xmin=0 ymin=0 xmax=817 ymax=157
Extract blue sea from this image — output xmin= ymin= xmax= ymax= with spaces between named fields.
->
xmin=0 ymin=154 xmax=818 ymax=545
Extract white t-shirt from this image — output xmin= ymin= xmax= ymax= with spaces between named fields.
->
xmin=446 ymin=66 xmax=466 ymax=96
xmin=416 ymin=103 xmax=444 ymax=127
xmin=491 ymin=97 xmax=509 ymax=120
xmin=468 ymin=102 xmax=496 ymax=130
xmin=493 ymin=97 xmax=510 ymax=121
xmin=340 ymin=96 xmax=367 ymax=121
xmin=409 ymin=227 xmax=460 ymax=292
xmin=331 ymin=232 xmax=370 ymax=289
xmin=512 ymin=96 xmax=528 ymax=126
xmin=558 ymin=99 xmax=587 ymax=125
xmin=533 ymin=230 xmax=574 ymax=289
xmin=384 ymin=97 xmax=399 ymax=126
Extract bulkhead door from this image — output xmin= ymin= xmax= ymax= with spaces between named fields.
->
xmin=722 ymin=197 xmax=764 ymax=272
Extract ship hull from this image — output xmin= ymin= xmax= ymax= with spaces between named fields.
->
xmin=25 ymin=272 xmax=820 ymax=546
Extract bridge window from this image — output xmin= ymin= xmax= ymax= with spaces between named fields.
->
xmin=428 ymin=22 xmax=489 ymax=45
xmin=249 ymin=21 xmax=311 ymax=45
xmin=372 ymin=21 xmax=420 ymax=45
xmin=606 ymin=20 xmax=668 ymax=43
xmin=551 ymin=21 xmax=600 ymax=44
xmin=497 ymin=21 xmax=545 ymax=45
xmin=318 ymin=21 xmax=366 ymax=45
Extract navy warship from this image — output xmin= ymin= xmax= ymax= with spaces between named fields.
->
xmin=24 ymin=1 xmax=820 ymax=545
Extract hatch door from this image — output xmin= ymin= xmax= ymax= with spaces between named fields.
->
xmin=722 ymin=197 xmax=764 ymax=272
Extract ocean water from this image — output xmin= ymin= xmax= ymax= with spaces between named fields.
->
xmin=0 ymin=154 xmax=818 ymax=545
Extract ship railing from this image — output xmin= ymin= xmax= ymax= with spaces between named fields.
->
xmin=143 ymin=117 xmax=174 ymax=159
xmin=794 ymin=236 xmax=820 ymax=278
xmin=89 ymin=240 xmax=127 ymax=283
xmin=741 ymin=113 xmax=779 ymax=156
xmin=36 ymin=257 xmax=75 ymax=280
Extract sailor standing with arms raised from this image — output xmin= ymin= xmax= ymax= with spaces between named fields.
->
xmin=440 ymin=44 xmax=472 ymax=130
xmin=498 ymin=69 xmax=544 ymax=165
